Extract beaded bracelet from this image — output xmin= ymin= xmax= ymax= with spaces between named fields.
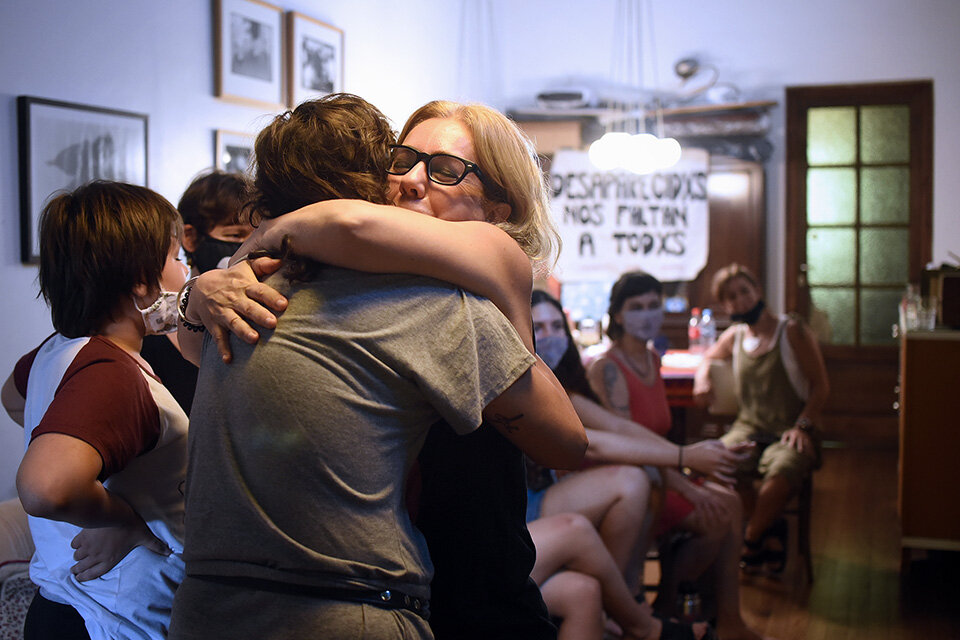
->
xmin=177 ymin=276 xmax=206 ymax=333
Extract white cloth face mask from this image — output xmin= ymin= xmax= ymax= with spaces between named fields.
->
xmin=622 ymin=308 xmax=664 ymax=342
xmin=536 ymin=335 xmax=569 ymax=370
xmin=135 ymin=291 xmax=180 ymax=335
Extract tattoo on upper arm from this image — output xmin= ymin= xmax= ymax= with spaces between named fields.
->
xmin=601 ymin=363 xmax=631 ymax=415
xmin=489 ymin=412 xmax=524 ymax=433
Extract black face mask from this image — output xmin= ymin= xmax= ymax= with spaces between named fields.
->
xmin=731 ymin=299 xmax=766 ymax=325
xmin=188 ymin=236 xmax=243 ymax=274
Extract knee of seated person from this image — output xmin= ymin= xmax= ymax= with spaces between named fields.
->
xmin=555 ymin=512 xmax=598 ymax=542
xmin=764 ymin=454 xmax=811 ymax=490
xmin=606 ymin=464 xmax=651 ymax=499
xmin=765 ymin=467 xmax=806 ymax=494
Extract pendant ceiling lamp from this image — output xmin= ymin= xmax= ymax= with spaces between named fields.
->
xmin=588 ymin=0 xmax=681 ymax=175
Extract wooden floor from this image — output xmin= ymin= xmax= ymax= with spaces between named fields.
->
xmin=733 ymin=444 xmax=960 ymax=640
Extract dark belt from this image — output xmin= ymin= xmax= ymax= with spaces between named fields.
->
xmin=193 ymin=574 xmax=430 ymax=620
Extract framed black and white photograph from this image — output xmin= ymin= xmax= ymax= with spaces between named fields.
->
xmin=287 ymin=12 xmax=343 ymax=107
xmin=215 ymin=129 xmax=255 ymax=175
xmin=17 ymin=96 xmax=148 ymax=264
xmin=215 ymin=0 xmax=285 ymax=109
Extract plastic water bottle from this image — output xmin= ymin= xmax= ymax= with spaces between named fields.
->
xmin=688 ymin=307 xmax=702 ymax=353
xmin=677 ymin=581 xmax=702 ymax=622
xmin=700 ymin=308 xmax=717 ymax=349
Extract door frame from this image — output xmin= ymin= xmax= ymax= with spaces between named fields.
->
xmin=784 ymin=81 xmax=932 ymax=441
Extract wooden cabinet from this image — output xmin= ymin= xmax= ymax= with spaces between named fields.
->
xmin=898 ymin=330 xmax=960 ymax=568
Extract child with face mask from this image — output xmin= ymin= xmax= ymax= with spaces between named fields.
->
xmin=2 ymin=181 xmax=189 ymax=640
xmin=178 ymin=171 xmax=253 ymax=274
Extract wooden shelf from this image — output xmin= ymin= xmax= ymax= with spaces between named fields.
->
xmin=660 ymin=100 xmax=778 ymax=117
xmin=510 ymin=100 xmax=777 ymax=122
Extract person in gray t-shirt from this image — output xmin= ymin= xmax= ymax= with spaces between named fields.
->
xmin=172 ymin=95 xmax=585 ymax=640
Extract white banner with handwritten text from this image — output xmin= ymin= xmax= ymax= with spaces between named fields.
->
xmin=549 ymin=148 xmax=710 ymax=282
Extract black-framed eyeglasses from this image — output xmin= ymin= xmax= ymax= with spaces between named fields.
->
xmin=386 ymin=144 xmax=488 ymax=187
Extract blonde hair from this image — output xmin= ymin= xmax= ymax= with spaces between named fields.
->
xmin=399 ymin=101 xmax=559 ymax=266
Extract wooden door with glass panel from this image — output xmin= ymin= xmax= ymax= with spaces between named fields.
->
xmin=785 ymin=81 xmax=932 ymax=440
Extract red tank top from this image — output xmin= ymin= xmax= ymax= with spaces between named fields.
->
xmin=608 ymin=349 xmax=694 ymax=535
xmin=607 ymin=350 xmax=672 ymax=436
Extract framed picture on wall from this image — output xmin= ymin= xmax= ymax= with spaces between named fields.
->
xmin=215 ymin=0 xmax=285 ymax=109
xmin=17 ymin=96 xmax=148 ymax=264
xmin=215 ymin=129 xmax=255 ymax=175
xmin=287 ymin=12 xmax=343 ymax=107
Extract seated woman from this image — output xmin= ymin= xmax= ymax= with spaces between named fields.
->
xmin=692 ymin=263 xmax=829 ymax=573
xmin=586 ymin=271 xmax=771 ymax=640
xmin=528 ymin=290 xmax=748 ymax=594
xmin=530 ymin=289 xmax=756 ymax=640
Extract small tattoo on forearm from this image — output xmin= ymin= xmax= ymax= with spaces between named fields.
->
xmin=490 ymin=412 xmax=524 ymax=433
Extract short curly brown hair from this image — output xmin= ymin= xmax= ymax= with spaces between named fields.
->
xmin=249 ymin=93 xmax=395 ymax=222
xmin=245 ymin=93 xmax=395 ymax=280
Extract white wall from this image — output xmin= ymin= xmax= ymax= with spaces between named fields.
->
xmin=2 ymin=0 xmax=958 ymax=499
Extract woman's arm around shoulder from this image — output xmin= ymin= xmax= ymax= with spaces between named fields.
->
xmin=483 ymin=358 xmax=587 ymax=470
xmin=242 ymin=200 xmax=536 ymax=349
xmin=177 ymin=256 xmax=287 ymax=365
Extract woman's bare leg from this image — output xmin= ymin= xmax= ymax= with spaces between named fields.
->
xmin=540 ymin=465 xmax=651 ymax=592
xmin=539 ymin=571 xmax=605 ymax=640
xmin=744 ymin=474 xmax=793 ymax=543
xmin=529 ymin=513 xmax=711 ymax=640
xmin=668 ymin=484 xmax=772 ymax=640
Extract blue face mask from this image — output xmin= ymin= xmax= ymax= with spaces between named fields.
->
xmin=536 ymin=334 xmax=569 ymax=371
xmin=622 ymin=307 xmax=664 ymax=341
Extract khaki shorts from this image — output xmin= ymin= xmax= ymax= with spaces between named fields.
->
xmin=721 ymin=422 xmax=818 ymax=490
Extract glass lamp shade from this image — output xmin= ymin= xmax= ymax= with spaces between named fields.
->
xmin=590 ymin=131 xmax=682 ymax=174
